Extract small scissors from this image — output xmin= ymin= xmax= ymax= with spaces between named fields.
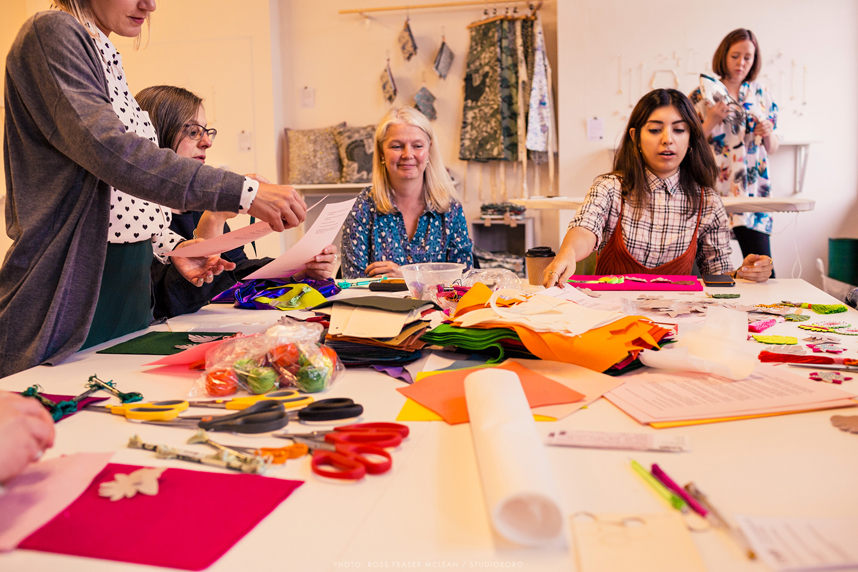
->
xmin=227 ymin=443 xmax=310 ymax=464
xmin=275 ymin=422 xmax=409 ymax=480
xmin=86 ymin=400 xmax=190 ymax=421
xmin=188 ymin=389 xmax=315 ymax=410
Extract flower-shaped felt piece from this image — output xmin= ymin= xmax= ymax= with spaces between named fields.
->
xmin=812 ymin=320 xmax=851 ymax=329
xmin=831 ymin=415 xmax=858 ymax=434
xmin=807 ymin=343 xmax=846 ymax=354
xmin=804 ymin=335 xmax=841 ymax=343
xmin=752 ymin=335 xmax=798 ymax=345
xmin=98 ymin=467 xmax=166 ymax=501
xmin=834 ymin=328 xmax=858 ymax=336
xmin=808 ymin=371 xmax=852 ymax=385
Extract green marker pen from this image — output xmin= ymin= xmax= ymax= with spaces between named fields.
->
xmin=630 ymin=459 xmax=687 ymax=512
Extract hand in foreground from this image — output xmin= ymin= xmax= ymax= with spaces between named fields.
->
xmin=172 ymin=238 xmax=237 ymax=287
xmin=735 ymin=254 xmax=772 ymax=282
xmin=300 ymin=245 xmax=338 ymax=280
xmin=542 ymin=250 xmax=576 ymax=288
xmin=365 ymin=260 xmax=402 ymax=278
xmin=248 ymin=183 xmax=307 ymax=232
xmin=0 ymin=392 xmax=55 ymax=483
xmin=755 ymin=118 xmax=775 ymax=139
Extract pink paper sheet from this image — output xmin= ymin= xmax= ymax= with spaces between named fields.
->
xmin=143 ymin=338 xmax=226 ymax=366
xmin=19 ymin=463 xmax=303 ymax=570
xmin=566 ymin=274 xmax=703 ymax=291
xmin=0 ymin=452 xmax=113 ymax=551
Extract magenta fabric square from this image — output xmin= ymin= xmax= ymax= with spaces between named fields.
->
xmin=19 ymin=463 xmax=303 ymax=570
xmin=566 ymin=274 xmax=703 ymax=291
xmin=41 ymin=393 xmax=108 ymax=421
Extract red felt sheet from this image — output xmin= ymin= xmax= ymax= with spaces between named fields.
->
xmin=19 ymin=463 xmax=303 ymax=570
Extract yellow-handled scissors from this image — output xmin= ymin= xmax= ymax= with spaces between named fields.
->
xmin=85 ymin=400 xmax=189 ymax=421
xmin=188 ymin=389 xmax=314 ymax=410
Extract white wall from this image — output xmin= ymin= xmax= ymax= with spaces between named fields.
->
xmin=556 ymin=0 xmax=858 ymax=287
xmin=275 ymin=0 xmax=558 ymax=246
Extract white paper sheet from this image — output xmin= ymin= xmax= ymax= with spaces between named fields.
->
xmin=165 ymin=221 xmax=272 ymax=258
xmin=605 ymin=365 xmax=856 ymax=423
xmin=735 ymin=515 xmax=858 ymax=571
xmin=464 ymin=368 xmax=565 ymax=546
xmin=246 ymin=198 xmax=356 ymax=279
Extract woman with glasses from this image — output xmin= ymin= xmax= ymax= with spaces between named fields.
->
xmin=0 ymin=0 xmax=308 ymax=377
xmin=136 ymin=85 xmax=337 ymax=319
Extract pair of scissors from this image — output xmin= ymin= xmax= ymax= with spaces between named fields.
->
xmin=86 ymin=400 xmax=190 ymax=421
xmin=227 ymin=443 xmax=309 ymax=464
xmin=141 ymin=400 xmax=291 ymax=433
xmin=275 ymin=422 xmax=409 ymax=480
xmin=188 ymin=389 xmax=314 ymax=410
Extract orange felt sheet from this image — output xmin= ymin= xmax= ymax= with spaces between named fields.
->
xmin=451 ymin=283 xmax=670 ymax=372
xmin=396 ymin=360 xmax=585 ymax=425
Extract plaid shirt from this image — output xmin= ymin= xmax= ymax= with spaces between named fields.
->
xmin=570 ymin=169 xmax=733 ymax=274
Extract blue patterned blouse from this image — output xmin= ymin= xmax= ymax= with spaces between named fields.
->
xmin=340 ymin=187 xmax=473 ymax=279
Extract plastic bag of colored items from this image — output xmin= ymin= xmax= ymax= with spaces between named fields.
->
xmin=195 ymin=321 xmax=343 ymax=397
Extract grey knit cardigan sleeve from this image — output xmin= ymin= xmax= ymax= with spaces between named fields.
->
xmin=0 ymin=11 xmax=246 ymax=377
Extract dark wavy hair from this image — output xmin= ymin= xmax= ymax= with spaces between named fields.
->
xmin=713 ymin=29 xmax=760 ymax=82
xmin=135 ymin=85 xmax=202 ymax=151
xmin=610 ymin=89 xmax=717 ymax=218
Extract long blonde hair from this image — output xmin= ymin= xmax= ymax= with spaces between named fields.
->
xmin=52 ymin=0 xmax=150 ymax=48
xmin=371 ymin=107 xmax=457 ymax=214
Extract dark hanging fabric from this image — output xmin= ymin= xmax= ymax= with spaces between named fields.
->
xmin=459 ymin=21 xmax=503 ymax=161
xmin=498 ymin=19 xmax=519 ymax=161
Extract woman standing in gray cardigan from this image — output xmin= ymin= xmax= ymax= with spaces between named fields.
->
xmin=0 ymin=0 xmax=306 ymax=377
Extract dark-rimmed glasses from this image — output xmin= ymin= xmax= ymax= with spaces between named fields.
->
xmin=183 ymin=123 xmax=217 ymax=142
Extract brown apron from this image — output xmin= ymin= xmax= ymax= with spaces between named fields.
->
xmin=594 ymin=197 xmax=703 ymax=275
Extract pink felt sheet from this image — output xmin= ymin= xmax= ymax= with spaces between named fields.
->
xmin=566 ymin=274 xmax=703 ymax=291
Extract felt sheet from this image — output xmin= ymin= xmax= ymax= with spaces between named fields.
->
xmin=0 ymin=453 xmax=113 ymax=551
xmin=40 ymin=393 xmax=108 ymax=421
xmin=19 ymin=463 xmax=303 ymax=571
xmin=100 ymin=331 xmax=237 ymax=355
xmin=565 ymin=274 xmax=703 ymax=292
xmin=396 ymin=361 xmax=584 ymax=424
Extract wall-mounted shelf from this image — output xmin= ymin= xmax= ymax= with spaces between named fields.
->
xmin=780 ymin=140 xmax=818 ymax=195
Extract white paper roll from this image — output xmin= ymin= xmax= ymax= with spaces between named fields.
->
xmin=464 ymin=368 xmax=564 ymax=546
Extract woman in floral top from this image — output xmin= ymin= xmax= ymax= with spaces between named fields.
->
xmin=690 ymin=29 xmax=779 ymax=273
xmin=341 ymin=107 xmax=473 ymax=279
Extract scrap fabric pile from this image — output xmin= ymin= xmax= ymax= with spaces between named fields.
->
xmin=421 ymin=283 xmax=671 ymax=373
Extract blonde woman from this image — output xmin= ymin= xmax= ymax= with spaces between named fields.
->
xmin=0 ymin=0 xmax=306 ymax=376
xmin=340 ymin=107 xmax=472 ymax=279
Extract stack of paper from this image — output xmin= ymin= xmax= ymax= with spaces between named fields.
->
xmin=605 ymin=364 xmax=858 ymax=428
xmin=313 ymin=297 xmax=436 ymax=366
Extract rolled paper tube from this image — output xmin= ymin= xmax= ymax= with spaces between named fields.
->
xmin=464 ymin=369 xmax=564 ymax=546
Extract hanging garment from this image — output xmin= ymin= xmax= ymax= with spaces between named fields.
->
xmin=498 ymin=19 xmax=519 ymax=162
xmin=398 ymin=19 xmax=417 ymax=61
xmin=414 ymin=87 xmax=438 ymax=120
xmin=526 ymin=15 xmax=550 ymax=152
xmin=459 ymin=21 xmax=503 ymax=160
xmin=381 ymin=62 xmax=397 ymax=104
xmin=434 ymin=40 xmax=454 ymax=79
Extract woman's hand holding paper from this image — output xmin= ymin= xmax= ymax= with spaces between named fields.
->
xmin=172 ymin=239 xmax=237 ymax=287
xmin=248 ymin=183 xmax=307 ymax=231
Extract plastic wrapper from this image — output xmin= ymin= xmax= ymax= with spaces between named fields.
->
xmin=192 ymin=320 xmax=343 ymax=397
xmin=460 ymin=268 xmax=522 ymax=291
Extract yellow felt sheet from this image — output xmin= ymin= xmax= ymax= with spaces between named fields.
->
xmin=396 ymin=398 xmax=554 ymax=422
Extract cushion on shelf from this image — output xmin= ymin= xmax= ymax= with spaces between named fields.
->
xmin=334 ymin=125 xmax=375 ymax=183
xmin=284 ymin=123 xmax=344 ymax=184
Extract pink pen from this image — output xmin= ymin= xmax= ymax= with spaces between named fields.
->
xmin=651 ymin=464 xmax=708 ymax=517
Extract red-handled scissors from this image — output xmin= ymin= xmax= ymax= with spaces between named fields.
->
xmin=275 ymin=422 xmax=409 ymax=480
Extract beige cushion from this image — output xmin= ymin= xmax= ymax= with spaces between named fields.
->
xmin=284 ymin=124 xmax=344 ymax=184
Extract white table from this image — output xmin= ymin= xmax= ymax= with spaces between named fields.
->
xmin=511 ymin=196 xmax=816 ymax=214
xmin=1 ymin=279 xmax=857 ymax=571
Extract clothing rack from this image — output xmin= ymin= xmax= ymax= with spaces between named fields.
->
xmin=339 ymin=1 xmax=536 ymax=16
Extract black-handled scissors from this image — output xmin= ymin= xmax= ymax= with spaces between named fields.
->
xmin=139 ymin=398 xmax=361 ymax=434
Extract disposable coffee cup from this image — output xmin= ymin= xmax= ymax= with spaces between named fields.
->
xmin=525 ymin=246 xmax=555 ymax=286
